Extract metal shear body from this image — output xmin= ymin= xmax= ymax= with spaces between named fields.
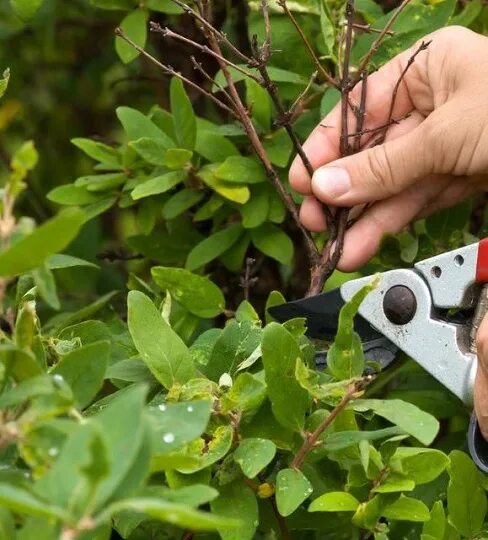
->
xmin=269 ymin=238 xmax=488 ymax=471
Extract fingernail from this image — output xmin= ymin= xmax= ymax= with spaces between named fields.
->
xmin=312 ymin=167 xmax=351 ymax=199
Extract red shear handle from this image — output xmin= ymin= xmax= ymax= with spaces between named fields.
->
xmin=476 ymin=238 xmax=488 ymax=282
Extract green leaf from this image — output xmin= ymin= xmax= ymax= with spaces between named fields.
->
xmin=104 ymin=497 xmax=239 ymax=531
xmin=186 ymin=223 xmax=243 ymax=271
xmin=262 ymin=128 xmax=293 ymax=168
xmin=146 ymin=0 xmax=183 ymax=13
xmin=320 ymin=0 xmax=336 ymax=56
xmin=90 ymin=0 xmax=134 ymax=8
xmin=309 ymin=491 xmax=360 ymax=513
xmin=265 ymin=290 xmax=286 ymax=323
xmin=34 ymin=263 xmax=60 ymax=309
xmin=320 ymin=87 xmax=341 ymax=118
xmin=170 ymin=77 xmax=197 ymax=151
xmin=215 ymin=156 xmax=267 ymax=184
xmin=205 ymin=320 xmax=261 ymax=381
xmin=382 ymin=495 xmax=430 ymax=522
xmin=324 ymin=427 xmax=405 ymax=451
xmin=246 ymin=79 xmax=271 ymax=131
xmin=0 ymin=344 xmax=43 ymax=381
xmin=240 ymin=185 xmax=269 ymax=229
xmin=426 ymin=200 xmax=471 ymax=246
xmin=199 ymin=165 xmax=250 ymax=204
xmin=0 ymin=68 xmax=10 ymax=99
xmin=276 ymin=468 xmax=313 ymax=517
xmin=195 ymin=130 xmax=239 ymax=163
xmin=211 ymin=482 xmax=257 ymax=540
xmin=115 ymin=9 xmax=148 ymax=64
xmin=151 ymin=266 xmax=225 ymax=318
xmin=164 ymin=148 xmax=193 ymax=169
xmin=0 ymin=484 xmax=68 ymax=520
xmin=0 ymin=208 xmax=85 ymax=277
xmin=11 ymin=140 xmax=38 ymax=172
xmin=162 ymin=188 xmax=204 ymax=220
xmin=262 ymin=323 xmax=310 ymax=432
xmin=447 ymin=450 xmax=487 ymax=537
xmin=75 ymin=173 xmax=127 ymax=192
xmin=422 ymin=501 xmax=446 ymax=540
xmin=47 ymin=254 xmax=98 ymax=270
xmin=116 ymin=106 xmax=174 ymax=145
xmin=51 ymin=341 xmax=109 ymax=408
xmin=127 ymin=290 xmax=195 ymax=388
xmin=220 ymin=372 xmax=266 ymax=415
xmin=234 ymin=438 xmax=276 ymax=478
xmin=328 ymin=277 xmax=379 ymax=380
xmin=47 ymin=184 xmax=105 ymax=205
xmin=93 ymin=385 xmax=149 ymax=506
xmin=352 ymin=399 xmax=439 ymax=446
xmin=131 ymin=171 xmax=186 ymax=200
xmin=394 ymin=447 xmax=449 ymax=485
xmin=251 ymin=223 xmax=293 ymax=265
xmin=71 ymin=138 xmax=120 ymax=167
xmin=149 ymin=400 xmax=212 ymax=454
xmin=451 ymin=0 xmax=482 ymax=26
xmin=129 ymin=137 xmax=169 ymax=164
xmin=10 ymin=0 xmax=44 ymax=20
xmin=214 ymin=65 xmax=307 ymax=90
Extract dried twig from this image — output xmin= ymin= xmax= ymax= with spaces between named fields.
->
xmin=276 ymin=0 xmax=339 ymax=89
xmin=115 ymin=28 xmax=238 ymax=118
xmin=352 ymin=23 xmax=395 ymax=36
xmin=239 ymin=257 xmax=258 ymax=301
xmin=354 ymin=0 xmax=412 ymax=80
xmin=150 ymin=23 xmax=262 ymax=83
xmin=373 ymin=40 xmax=431 ymax=146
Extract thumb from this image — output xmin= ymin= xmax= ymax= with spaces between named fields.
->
xmin=475 ymin=314 xmax=488 ymax=440
xmin=310 ymin=125 xmax=432 ymax=206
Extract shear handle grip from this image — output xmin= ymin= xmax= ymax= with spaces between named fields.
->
xmin=468 ymin=413 xmax=488 ymax=473
xmin=476 ymin=238 xmax=488 ymax=283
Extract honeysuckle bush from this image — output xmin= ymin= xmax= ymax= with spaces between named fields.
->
xmin=0 ymin=0 xmax=488 ymax=539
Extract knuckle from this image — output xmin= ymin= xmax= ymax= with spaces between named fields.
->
xmin=363 ymin=146 xmax=396 ymax=195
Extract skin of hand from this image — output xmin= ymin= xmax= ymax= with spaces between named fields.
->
xmin=290 ymin=25 xmax=488 ymax=271
xmin=289 ymin=26 xmax=488 ymax=437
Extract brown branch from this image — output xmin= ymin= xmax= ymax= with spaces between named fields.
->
xmin=270 ymin=497 xmax=292 ymax=540
xmin=168 ymin=0 xmax=255 ymax=65
xmin=353 ymin=70 xmax=368 ymax=153
xmin=190 ymin=57 xmax=234 ymax=105
xmin=115 ymin=28 xmax=238 ymax=119
xmin=373 ymin=40 xmax=431 ymax=146
xmin=150 ymin=23 xmax=262 ymax=83
xmin=290 ymin=378 xmax=371 ymax=470
xmin=354 ymin=0 xmax=412 ymax=79
xmin=239 ymin=257 xmax=258 ymax=301
xmin=276 ymin=0 xmax=339 ymax=89
xmin=194 ymin=5 xmax=320 ymax=265
xmin=352 ymin=23 xmax=395 ymax=36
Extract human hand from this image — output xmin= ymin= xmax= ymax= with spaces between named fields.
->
xmin=290 ymin=26 xmax=488 ymax=271
xmin=475 ymin=315 xmax=488 ymax=440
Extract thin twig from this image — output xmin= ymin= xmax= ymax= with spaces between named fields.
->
xmin=190 ymin=56 xmax=234 ymax=105
xmin=196 ymin=5 xmax=320 ymax=264
xmin=150 ymin=23 xmax=262 ymax=83
xmin=276 ymin=0 xmax=339 ymax=89
xmin=115 ymin=28 xmax=238 ymax=119
xmin=353 ymin=70 xmax=368 ymax=153
xmin=290 ymin=378 xmax=371 ymax=470
xmin=289 ymin=71 xmax=318 ymax=116
xmin=352 ymin=23 xmax=395 ymax=36
xmin=354 ymin=0 xmax=412 ymax=79
xmin=239 ymin=257 xmax=258 ymax=301
xmin=168 ymin=0 xmax=255 ymax=65
xmin=270 ymin=497 xmax=292 ymax=540
xmin=373 ymin=40 xmax=430 ymax=146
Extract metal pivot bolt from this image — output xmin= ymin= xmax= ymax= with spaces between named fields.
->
xmin=383 ymin=285 xmax=417 ymax=325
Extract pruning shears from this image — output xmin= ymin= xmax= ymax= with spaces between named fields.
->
xmin=268 ymin=238 xmax=488 ymax=472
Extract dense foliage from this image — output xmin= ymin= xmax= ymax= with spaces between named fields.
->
xmin=0 ymin=0 xmax=488 ymax=539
